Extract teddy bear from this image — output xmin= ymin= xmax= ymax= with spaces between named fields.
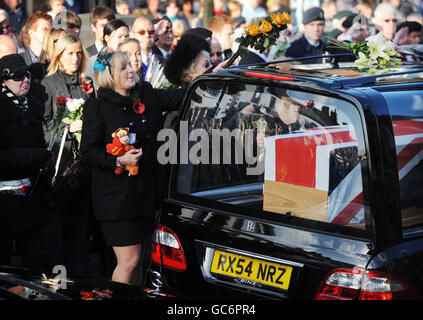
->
xmin=106 ymin=127 xmax=139 ymax=176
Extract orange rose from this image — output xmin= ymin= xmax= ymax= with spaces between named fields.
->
xmin=245 ymin=23 xmax=260 ymax=36
xmin=270 ymin=12 xmax=285 ymax=27
xmin=259 ymin=19 xmax=272 ymax=34
xmin=282 ymin=11 xmax=292 ymax=25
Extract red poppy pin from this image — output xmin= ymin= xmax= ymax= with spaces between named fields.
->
xmin=82 ymin=81 xmax=94 ymax=94
xmin=133 ymin=100 xmax=145 ymax=114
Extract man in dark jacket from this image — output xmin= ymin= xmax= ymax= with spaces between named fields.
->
xmin=152 ymin=17 xmax=173 ymax=63
xmin=284 ymin=7 xmax=327 ymax=64
xmin=86 ymin=5 xmax=115 ymax=58
xmin=239 ymin=48 xmax=267 ymax=65
xmin=20 ymin=11 xmax=52 ymax=65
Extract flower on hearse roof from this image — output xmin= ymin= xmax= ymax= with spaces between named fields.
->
xmin=325 ymin=32 xmax=402 ymax=74
xmin=233 ymin=11 xmax=291 ymax=61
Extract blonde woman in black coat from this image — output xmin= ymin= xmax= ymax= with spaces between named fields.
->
xmin=41 ymin=32 xmax=95 ymax=277
xmin=81 ymin=49 xmax=184 ymax=284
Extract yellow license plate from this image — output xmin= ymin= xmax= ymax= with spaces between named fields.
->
xmin=210 ymin=250 xmax=293 ymax=291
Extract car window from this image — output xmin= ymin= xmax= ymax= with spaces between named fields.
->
xmin=171 ymin=80 xmax=369 ymax=233
xmin=381 ymin=89 xmax=423 ymax=231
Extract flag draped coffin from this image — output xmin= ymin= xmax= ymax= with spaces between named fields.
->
xmin=392 ymin=119 xmax=423 ymax=227
xmin=263 ymin=119 xmax=423 ymax=226
xmin=263 ymin=125 xmax=363 ymax=224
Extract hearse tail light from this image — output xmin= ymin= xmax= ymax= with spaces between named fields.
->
xmin=152 ymin=224 xmax=187 ymax=271
xmin=315 ymin=268 xmax=423 ymax=300
xmin=244 ymin=72 xmax=294 ymax=81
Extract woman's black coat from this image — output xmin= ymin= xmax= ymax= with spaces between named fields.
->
xmin=0 ymin=91 xmax=51 ymax=230
xmin=81 ymin=81 xmax=185 ymax=221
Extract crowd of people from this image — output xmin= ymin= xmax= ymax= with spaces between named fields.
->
xmin=1 ymin=0 xmax=423 ymax=287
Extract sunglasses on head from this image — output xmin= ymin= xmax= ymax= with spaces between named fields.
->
xmin=136 ymin=29 xmax=155 ymax=36
xmin=9 ymin=70 xmax=31 ymax=82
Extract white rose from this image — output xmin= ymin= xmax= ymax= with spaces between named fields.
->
xmin=67 ymin=100 xmax=77 ymax=112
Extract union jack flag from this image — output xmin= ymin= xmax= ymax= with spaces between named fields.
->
xmin=264 ymin=119 xmax=423 ymax=225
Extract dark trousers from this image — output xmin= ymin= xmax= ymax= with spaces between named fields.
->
xmin=0 ymin=226 xmax=53 ymax=274
xmin=47 ymin=194 xmax=91 ymax=277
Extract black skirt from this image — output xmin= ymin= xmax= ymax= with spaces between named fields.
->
xmin=99 ymin=217 xmax=155 ymax=247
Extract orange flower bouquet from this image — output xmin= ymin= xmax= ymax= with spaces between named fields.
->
xmin=223 ymin=11 xmax=291 ymax=68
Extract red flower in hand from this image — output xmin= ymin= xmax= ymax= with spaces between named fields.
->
xmin=56 ymin=96 xmax=67 ymax=106
xmin=82 ymin=81 xmax=94 ymax=94
xmin=133 ymin=100 xmax=145 ymax=114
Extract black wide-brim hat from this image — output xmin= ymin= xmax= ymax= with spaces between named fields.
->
xmin=0 ymin=54 xmax=29 ymax=80
xmin=164 ymin=33 xmax=211 ymax=86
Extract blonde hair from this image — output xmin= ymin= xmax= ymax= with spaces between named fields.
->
xmin=172 ymin=19 xmax=188 ymax=38
xmin=95 ymin=50 xmax=139 ymax=89
xmin=117 ymin=37 xmax=140 ymax=50
xmin=227 ymin=0 xmax=242 ymax=15
xmin=47 ymin=32 xmax=88 ymax=84
xmin=40 ymin=28 xmax=65 ymax=64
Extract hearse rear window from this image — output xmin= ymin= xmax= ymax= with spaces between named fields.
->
xmin=172 ymin=81 xmax=369 ymax=232
xmin=382 ymin=90 xmax=423 ymax=231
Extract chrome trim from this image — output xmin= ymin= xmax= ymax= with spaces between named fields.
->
xmin=198 ymin=240 xmax=304 ymax=267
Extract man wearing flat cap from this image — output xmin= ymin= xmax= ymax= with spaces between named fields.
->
xmin=284 ymin=7 xmax=327 ymax=64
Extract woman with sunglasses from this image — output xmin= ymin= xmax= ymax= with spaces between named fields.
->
xmin=81 ymin=48 xmax=185 ymax=285
xmin=0 ymin=54 xmax=53 ymax=273
xmin=41 ymin=32 xmax=95 ymax=277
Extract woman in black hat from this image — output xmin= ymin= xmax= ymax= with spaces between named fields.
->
xmin=0 ymin=54 xmax=53 ymax=273
xmin=164 ymin=33 xmax=212 ymax=86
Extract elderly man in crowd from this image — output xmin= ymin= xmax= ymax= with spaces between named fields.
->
xmin=131 ymin=16 xmax=159 ymax=68
xmin=210 ymin=37 xmax=223 ymax=67
xmin=373 ymin=2 xmax=402 ymax=41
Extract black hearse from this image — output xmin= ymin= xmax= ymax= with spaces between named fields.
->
xmin=148 ymin=58 xmax=423 ymax=300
